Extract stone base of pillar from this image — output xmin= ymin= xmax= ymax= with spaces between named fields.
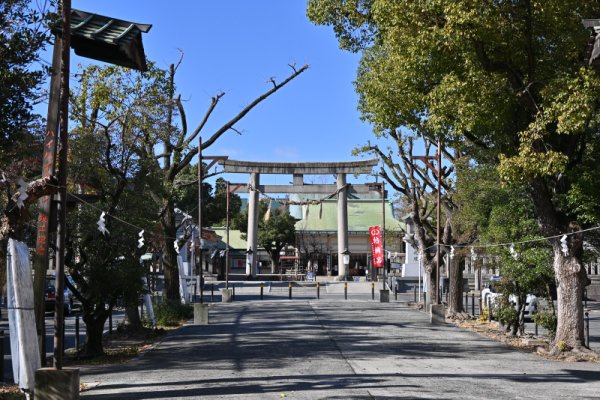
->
xmin=194 ymin=303 xmax=209 ymax=324
xmin=430 ymin=304 xmax=446 ymax=324
xmin=34 ymin=367 xmax=80 ymax=400
xmin=221 ymin=288 xmax=232 ymax=303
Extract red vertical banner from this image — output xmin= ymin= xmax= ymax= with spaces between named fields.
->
xmin=36 ymin=129 xmax=57 ymax=257
xmin=369 ymin=226 xmax=384 ymax=268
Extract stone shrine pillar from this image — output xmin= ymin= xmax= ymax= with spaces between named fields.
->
xmin=336 ymin=173 xmax=349 ymax=279
xmin=247 ymin=173 xmax=260 ymax=276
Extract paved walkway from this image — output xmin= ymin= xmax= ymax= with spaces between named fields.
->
xmin=79 ymin=300 xmax=600 ymax=400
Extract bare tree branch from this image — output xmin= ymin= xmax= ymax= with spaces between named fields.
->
xmin=201 ymin=64 xmax=309 ymax=150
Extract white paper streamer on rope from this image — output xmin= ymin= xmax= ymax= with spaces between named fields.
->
xmin=138 ymin=230 xmax=145 ymax=248
xmin=174 ymin=240 xmax=180 ymax=254
xmin=509 ymin=243 xmax=517 ymax=259
xmin=97 ymin=211 xmax=109 ymax=235
xmin=449 ymin=246 xmax=455 ymax=259
xmin=560 ymin=234 xmax=568 ymax=256
xmin=16 ymin=177 xmax=28 ymax=208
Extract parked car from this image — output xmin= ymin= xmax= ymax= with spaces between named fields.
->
xmin=481 ymin=276 xmax=538 ymax=320
xmin=44 ymin=275 xmax=78 ymax=315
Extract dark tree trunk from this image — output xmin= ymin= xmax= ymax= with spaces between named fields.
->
xmin=270 ymin=251 xmax=281 ymax=275
xmin=123 ymin=303 xmax=142 ymax=330
xmin=82 ymin=306 xmax=110 ymax=357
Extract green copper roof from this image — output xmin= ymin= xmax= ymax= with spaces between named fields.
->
xmin=55 ymin=9 xmax=152 ymax=71
xmin=211 ymin=227 xmax=247 ymax=250
xmin=295 ymin=200 xmax=405 ymax=232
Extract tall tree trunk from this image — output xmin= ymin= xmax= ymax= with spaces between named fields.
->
xmin=425 ymin=260 xmax=437 ymax=308
xmin=162 ymin=204 xmax=180 ymax=301
xmin=529 ymin=179 xmax=590 ymax=354
xmin=271 ymin=252 xmax=280 ymax=275
xmin=82 ymin=307 xmax=109 ymax=357
xmin=83 ymin=319 xmax=105 ymax=357
xmin=447 ymin=255 xmax=464 ymax=317
xmin=552 ymin=249 xmax=589 ymax=353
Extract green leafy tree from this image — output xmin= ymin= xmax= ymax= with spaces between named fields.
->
xmin=0 ymin=0 xmax=52 ymax=166
xmin=206 ymin=178 xmax=242 ymax=227
xmin=1 ymin=3 xmax=57 ymax=359
xmin=0 ymin=0 xmax=54 ymax=291
xmin=308 ymin=0 xmax=600 ymax=354
xmin=69 ymin=58 xmax=307 ymax=303
xmin=233 ymin=201 xmax=297 ymax=274
xmin=173 ymin=173 xmax=242 ymax=228
xmin=493 ymin=249 xmax=554 ymax=336
xmin=259 ymin=208 xmax=298 ymax=274
xmin=172 ymin=163 xmax=213 ymax=223
xmin=455 ymin=163 xmax=554 ymax=334
xmin=66 ymin=205 xmax=146 ymax=357
xmin=67 ymin=64 xmax=164 ymax=355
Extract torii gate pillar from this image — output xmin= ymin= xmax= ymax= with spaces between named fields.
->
xmin=337 ymin=173 xmax=349 ymax=278
xmin=247 ymin=173 xmax=260 ymax=276
xmin=218 ymin=158 xmax=379 ymax=280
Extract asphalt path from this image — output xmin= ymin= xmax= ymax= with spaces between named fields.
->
xmin=208 ymin=281 xmax=600 ymax=352
xmin=78 ymin=300 xmax=600 ymax=400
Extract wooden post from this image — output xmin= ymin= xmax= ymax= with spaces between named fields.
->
xmin=54 ymin=0 xmax=71 ymax=370
xmin=34 ymin=36 xmax=62 ymax=366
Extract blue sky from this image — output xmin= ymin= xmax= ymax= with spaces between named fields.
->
xmin=48 ymin=1 xmax=380 ymax=188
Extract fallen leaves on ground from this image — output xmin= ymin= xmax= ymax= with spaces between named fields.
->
xmin=64 ymin=327 xmax=166 ymax=366
xmin=0 ymin=385 xmax=25 ymax=399
xmin=454 ymin=319 xmax=600 ymax=363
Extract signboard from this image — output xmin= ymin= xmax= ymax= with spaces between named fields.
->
xmin=369 ymin=226 xmax=384 ymax=268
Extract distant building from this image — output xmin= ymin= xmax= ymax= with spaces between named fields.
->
xmin=294 ymin=199 xmax=406 ymax=278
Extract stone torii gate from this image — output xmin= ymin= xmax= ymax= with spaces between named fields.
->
xmin=219 ymin=158 xmax=379 ymax=278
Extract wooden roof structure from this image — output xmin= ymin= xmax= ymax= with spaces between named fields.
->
xmin=55 ymin=9 xmax=152 ymax=71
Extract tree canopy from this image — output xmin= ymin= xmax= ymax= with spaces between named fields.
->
xmin=0 ymin=0 xmax=52 ymax=166
xmin=309 ymin=0 xmax=600 ymax=353
xmin=233 ymin=201 xmax=297 ymax=273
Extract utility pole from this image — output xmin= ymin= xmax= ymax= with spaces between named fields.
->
xmin=197 ymin=136 xmax=203 ymax=304
xmin=436 ymin=139 xmax=442 ymax=305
